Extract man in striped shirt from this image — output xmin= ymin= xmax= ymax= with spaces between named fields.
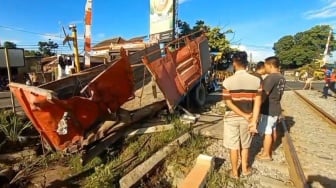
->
xmin=222 ymin=51 xmax=262 ymax=178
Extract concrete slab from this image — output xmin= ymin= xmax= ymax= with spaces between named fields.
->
xmin=179 ymin=154 xmax=214 ymax=188
xmin=193 ymin=113 xmax=223 ymax=139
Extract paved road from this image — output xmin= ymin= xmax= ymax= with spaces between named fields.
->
xmin=285 ymin=81 xmax=324 ymax=91
xmin=0 ymin=91 xmax=21 ymax=111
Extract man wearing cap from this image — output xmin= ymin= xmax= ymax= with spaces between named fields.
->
xmin=222 ymin=51 xmax=262 ymax=178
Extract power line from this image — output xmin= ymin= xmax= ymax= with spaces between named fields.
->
xmin=0 ymin=25 xmax=64 ymax=39
xmin=0 ymin=25 xmax=88 ymax=41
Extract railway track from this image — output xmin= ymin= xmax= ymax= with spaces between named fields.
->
xmin=173 ymin=88 xmax=335 ymax=187
xmin=280 ymin=89 xmax=336 ymax=188
xmin=291 ymin=88 xmax=336 ymax=126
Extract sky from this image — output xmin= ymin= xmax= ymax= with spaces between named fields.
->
xmin=1 ymin=0 xmax=336 ymax=61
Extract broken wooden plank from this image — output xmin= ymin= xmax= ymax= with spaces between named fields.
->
xmin=179 ymin=154 xmax=214 ymax=188
xmin=0 ymin=149 xmax=36 ymax=163
xmin=119 ymin=133 xmax=191 ymax=188
xmin=0 ymin=167 xmax=15 ymax=184
xmin=81 ymin=101 xmax=167 ymax=164
xmin=125 ymin=123 xmax=174 ymax=136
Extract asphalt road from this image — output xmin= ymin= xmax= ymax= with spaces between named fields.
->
xmin=0 ymin=91 xmax=21 ymax=110
xmin=285 ymin=80 xmax=325 ymax=92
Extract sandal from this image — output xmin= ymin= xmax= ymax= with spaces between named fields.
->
xmin=227 ymin=170 xmax=239 ymax=180
xmin=241 ymin=168 xmax=254 ymax=178
xmin=256 ymin=153 xmax=273 ymax=161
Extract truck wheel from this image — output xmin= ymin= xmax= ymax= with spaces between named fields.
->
xmin=191 ymin=83 xmax=206 ymax=107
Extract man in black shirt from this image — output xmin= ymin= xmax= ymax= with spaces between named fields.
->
xmin=257 ymin=56 xmax=286 ymax=161
xmin=253 ymin=61 xmax=266 ymax=82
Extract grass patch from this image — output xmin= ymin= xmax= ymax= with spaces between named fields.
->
xmin=140 ymin=134 xmax=211 ymax=187
xmin=0 ymin=110 xmax=32 ymax=151
xmin=82 ymin=118 xmax=191 ymax=188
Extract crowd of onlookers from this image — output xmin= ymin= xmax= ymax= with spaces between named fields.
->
xmin=220 ymin=52 xmax=336 ymax=179
xmin=221 ymin=52 xmax=286 ymax=179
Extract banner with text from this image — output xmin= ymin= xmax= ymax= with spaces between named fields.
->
xmin=150 ymin=0 xmax=174 ymax=43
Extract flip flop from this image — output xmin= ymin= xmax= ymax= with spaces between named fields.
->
xmin=227 ymin=170 xmax=239 ymax=180
xmin=256 ymin=153 xmax=273 ymax=161
xmin=241 ymin=168 xmax=255 ymax=178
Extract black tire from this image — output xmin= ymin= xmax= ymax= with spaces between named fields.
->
xmin=191 ymin=83 xmax=206 ymax=107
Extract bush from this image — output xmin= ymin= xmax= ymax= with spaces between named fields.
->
xmin=0 ymin=110 xmax=32 ymax=144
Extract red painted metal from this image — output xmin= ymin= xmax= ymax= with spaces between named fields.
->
xmin=142 ymin=31 xmax=210 ymax=110
xmin=9 ymin=50 xmax=134 ymax=151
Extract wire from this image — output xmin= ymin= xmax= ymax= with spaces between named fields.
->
xmin=0 ymin=25 xmax=90 ymax=41
xmin=0 ymin=25 xmax=64 ymax=39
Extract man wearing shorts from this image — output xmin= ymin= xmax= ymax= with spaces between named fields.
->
xmin=222 ymin=51 xmax=262 ymax=178
xmin=258 ymin=56 xmax=286 ymax=161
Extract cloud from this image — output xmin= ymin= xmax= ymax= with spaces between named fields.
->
xmin=304 ymin=0 xmax=336 ymax=19
xmin=232 ymin=44 xmax=275 ymax=62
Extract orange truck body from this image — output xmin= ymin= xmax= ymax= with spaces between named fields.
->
xmin=142 ymin=32 xmax=211 ymax=110
xmin=8 ymin=31 xmax=211 ymax=152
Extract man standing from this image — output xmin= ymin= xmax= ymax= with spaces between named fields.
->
xmin=257 ymin=56 xmax=286 ymax=161
xmin=253 ymin=61 xmax=266 ymax=81
xmin=320 ymin=66 xmax=332 ymax=99
xmin=222 ymin=51 xmax=262 ymax=178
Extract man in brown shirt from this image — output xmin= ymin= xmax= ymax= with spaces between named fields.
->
xmin=222 ymin=51 xmax=262 ymax=178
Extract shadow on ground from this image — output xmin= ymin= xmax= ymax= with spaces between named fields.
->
xmin=249 ymin=115 xmax=295 ymax=166
xmin=308 ymin=175 xmax=336 ymax=188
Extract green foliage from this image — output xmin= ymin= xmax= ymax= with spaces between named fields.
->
xmin=206 ymin=27 xmax=232 ymax=53
xmin=0 ymin=110 xmax=32 ymax=143
xmin=165 ymin=135 xmax=209 ymax=178
xmin=38 ymin=40 xmax=59 ymax=56
xmin=24 ymin=50 xmax=42 ymax=57
xmin=84 ymin=121 xmax=190 ymax=188
xmin=177 ymin=19 xmax=232 ymax=53
xmin=273 ymin=25 xmax=335 ymax=68
xmin=3 ymin=41 xmax=17 ymax=48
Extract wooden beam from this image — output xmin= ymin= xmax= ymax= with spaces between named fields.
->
xmin=81 ymin=101 xmax=167 ymax=164
xmin=125 ymin=123 xmax=174 ymax=136
xmin=119 ymin=133 xmax=191 ymax=188
xmin=0 ymin=149 xmax=36 ymax=163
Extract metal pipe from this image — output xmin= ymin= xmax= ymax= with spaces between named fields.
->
xmin=70 ymin=26 xmax=81 ymax=72
xmin=4 ymin=48 xmax=16 ymax=114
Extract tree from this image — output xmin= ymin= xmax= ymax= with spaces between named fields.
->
xmin=3 ymin=41 xmax=17 ymax=48
xmin=24 ymin=50 xmax=41 ymax=57
xmin=38 ymin=40 xmax=58 ymax=56
xmin=206 ymin=27 xmax=232 ymax=53
xmin=273 ymin=25 xmax=335 ymax=68
xmin=177 ymin=20 xmax=232 ymax=53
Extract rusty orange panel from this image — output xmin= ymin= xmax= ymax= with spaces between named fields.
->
xmin=142 ymin=33 xmax=210 ymax=110
xmin=9 ymin=52 xmax=134 ymax=151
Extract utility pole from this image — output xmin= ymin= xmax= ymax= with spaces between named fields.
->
xmin=321 ymin=29 xmax=332 ymax=67
xmin=249 ymin=52 xmax=252 ymax=63
xmin=4 ymin=48 xmax=16 ymax=113
xmin=63 ymin=25 xmax=81 ymax=73
xmin=173 ymin=0 xmax=179 ymax=40
xmin=84 ymin=0 xmax=92 ymax=68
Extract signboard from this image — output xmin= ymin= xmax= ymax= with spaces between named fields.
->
xmin=0 ymin=48 xmax=25 ymax=67
xmin=150 ymin=0 xmax=175 ymax=42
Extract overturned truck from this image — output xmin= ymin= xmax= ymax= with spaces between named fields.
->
xmin=8 ymin=31 xmax=211 ymax=163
